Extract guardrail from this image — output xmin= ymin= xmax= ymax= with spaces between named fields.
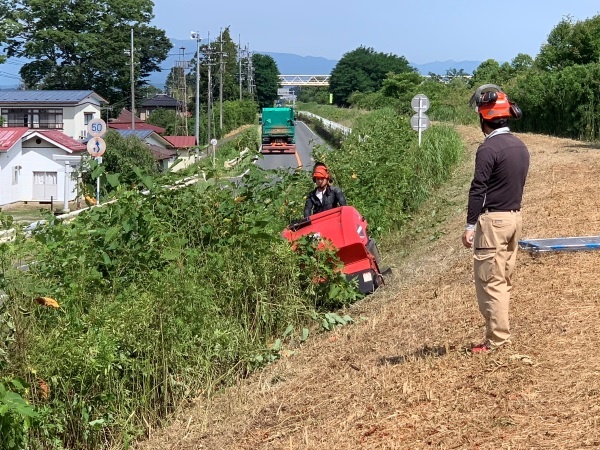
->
xmin=297 ymin=111 xmax=352 ymax=136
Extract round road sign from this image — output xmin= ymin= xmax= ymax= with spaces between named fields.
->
xmin=87 ymin=118 xmax=107 ymax=137
xmin=87 ymin=137 xmax=106 ymax=157
xmin=210 ymin=138 xmax=218 ymax=146
xmin=410 ymin=113 xmax=430 ymax=131
xmin=411 ymin=94 xmax=430 ymax=113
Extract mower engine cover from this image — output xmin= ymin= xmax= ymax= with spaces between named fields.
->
xmin=282 ymin=206 xmax=384 ymax=294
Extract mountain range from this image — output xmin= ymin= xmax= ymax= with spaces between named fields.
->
xmin=0 ymin=39 xmax=481 ymax=90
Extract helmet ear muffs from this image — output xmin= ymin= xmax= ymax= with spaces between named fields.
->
xmin=510 ymin=102 xmax=523 ymax=120
xmin=469 ymin=83 xmax=504 ymax=107
xmin=480 ymin=91 xmax=498 ymax=105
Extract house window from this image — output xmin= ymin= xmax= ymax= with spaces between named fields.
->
xmin=12 ymin=166 xmax=20 ymax=185
xmin=1 ymin=108 xmax=64 ymax=129
xmin=84 ymin=112 xmax=94 ymax=125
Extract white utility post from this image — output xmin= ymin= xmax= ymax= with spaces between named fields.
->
xmin=63 ymin=161 xmax=70 ymax=212
xmin=87 ymin=118 xmax=107 ymax=205
xmin=210 ymin=138 xmax=217 ymax=167
xmin=411 ymin=94 xmax=430 ymax=146
xmin=53 ymin=155 xmax=81 ymax=213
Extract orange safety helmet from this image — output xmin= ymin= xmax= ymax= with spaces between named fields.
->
xmin=313 ymin=165 xmax=330 ymax=180
xmin=469 ymin=84 xmax=522 ymax=121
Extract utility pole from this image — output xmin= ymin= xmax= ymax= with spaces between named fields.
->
xmin=246 ymin=44 xmax=254 ymax=96
xmin=191 ymin=31 xmax=202 ymax=147
xmin=206 ymin=32 xmax=213 ymax=144
xmin=238 ymin=35 xmax=242 ymax=101
xmin=219 ymin=29 xmax=224 ymax=134
xmin=174 ymin=47 xmax=190 ymax=136
xmin=131 ymin=28 xmax=135 ymax=130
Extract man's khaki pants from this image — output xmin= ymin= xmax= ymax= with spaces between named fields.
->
xmin=473 ymin=211 xmax=522 ymax=347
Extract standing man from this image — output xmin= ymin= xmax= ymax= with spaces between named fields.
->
xmin=462 ymin=85 xmax=530 ymax=353
xmin=304 ymin=163 xmax=346 ymax=218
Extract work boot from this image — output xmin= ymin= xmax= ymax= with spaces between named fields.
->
xmin=470 ymin=341 xmax=491 ymax=354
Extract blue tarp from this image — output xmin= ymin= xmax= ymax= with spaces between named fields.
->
xmin=519 ymin=236 xmax=600 ymax=254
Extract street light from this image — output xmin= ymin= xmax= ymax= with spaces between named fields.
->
xmin=191 ymin=31 xmax=202 ymax=149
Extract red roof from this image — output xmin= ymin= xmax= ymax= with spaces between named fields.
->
xmin=0 ymin=127 xmax=29 ymax=152
xmin=109 ymin=108 xmax=165 ymax=134
xmin=163 ymin=135 xmax=197 ymax=148
xmin=31 ymin=130 xmax=87 ymax=152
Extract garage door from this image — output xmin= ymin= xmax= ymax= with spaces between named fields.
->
xmin=32 ymin=171 xmax=58 ymax=201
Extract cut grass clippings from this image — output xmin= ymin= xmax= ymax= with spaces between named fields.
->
xmin=135 ymin=124 xmax=600 ymax=450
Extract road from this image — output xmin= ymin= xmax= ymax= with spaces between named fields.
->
xmin=256 ymin=121 xmax=325 ymax=171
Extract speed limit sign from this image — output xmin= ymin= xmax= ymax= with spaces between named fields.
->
xmin=87 ymin=118 xmax=107 ymax=137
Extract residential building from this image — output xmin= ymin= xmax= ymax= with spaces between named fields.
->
xmin=0 ymin=90 xmax=108 ymax=140
xmin=139 ymin=94 xmax=181 ymax=121
xmin=0 ymin=128 xmax=86 ymax=207
xmin=108 ymin=108 xmax=165 ymax=134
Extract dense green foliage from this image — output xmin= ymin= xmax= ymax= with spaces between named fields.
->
xmin=313 ymin=109 xmax=464 ymax=235
xmin=79 ymin=130 xmax=159 ymax=199
xmin=0 ymin=0 xmax=11 ymax=64
xmin=145 ymin=109 xmax=178 ymax=135
xmin=3 ymin=0 xmax=171 ymax=104
xmin=145 ymin=99 xmax=257 ymax=142
xmin=0 ymin=378 xmax=36 ymax=450
xmin=0 ymin=129 xmax=364 ymax=448
xmin=329 ymin=46 xmax=415 ymax=106
xmin=297 ymin=87 xmax=330 ymax=104
xmin=536 ymin=15 xmax=600 ymax=70
xmin=252 ymin=53 xmax=280 ymax=109
xmin=509 ymin=63 xmax=600 ymax=139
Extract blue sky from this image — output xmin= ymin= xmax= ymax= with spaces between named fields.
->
xmin=1 ymin=0 xmax=599 ymax=86
xmin=151 ymin=0 xmax=600 ymax=63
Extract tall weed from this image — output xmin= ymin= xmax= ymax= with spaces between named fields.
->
xmin=314 ymin=108 xmax=464 ymax=235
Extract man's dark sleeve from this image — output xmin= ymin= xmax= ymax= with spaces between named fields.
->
xmin=335 ymin=187 xmax=347 ymax=206
xmin=467 ymin=145 xmax=495 ymax=225
xmin=304 ymin=193 xmax=314 ymax=218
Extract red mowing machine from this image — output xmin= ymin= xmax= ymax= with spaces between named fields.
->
xmin=282 ymin=206 xmax=390 ymax=294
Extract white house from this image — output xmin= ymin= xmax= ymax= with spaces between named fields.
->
xmin=0 ymin=90 xmax=108 ymax=140
xmin=0 ymin=128 xmax=87 ymax=207
xmin=0 ymin=90 xmax=108 ymax=208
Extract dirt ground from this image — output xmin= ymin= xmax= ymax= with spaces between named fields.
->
xmin=136 ymin=125 xmax=600 ymax=450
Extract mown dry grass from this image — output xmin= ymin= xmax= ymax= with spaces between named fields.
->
xmin=136 ymin=125 xmax=600 ymax=449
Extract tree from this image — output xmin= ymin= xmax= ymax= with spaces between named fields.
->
xmin=536 ymin=15 xmax=600 ymax=70
xmin=329 ymin=46 xmax=414 ymax=106
xmin=511 ymin=53 xmax=534 ymax=73
xmin=297 ymin=86 xmax=330 ymax=104
xmin=252 ymin=53 xmax=280 ymax=109
xmin=471 ymin=59 xmax=508 ymax=86
xmin=2 ymin=0 xmax=171 ymax=104
xmin=0 ymin=0 xmax=15 ymax=64
xmin=146 ymin=109 xmax=177 ymax=135
xmin=381 ymin=72 xmax=424 ymax=114
xmin=100 ymin=130 xmax=158 ymax=186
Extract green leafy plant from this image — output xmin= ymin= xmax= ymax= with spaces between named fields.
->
xmin=0 ymin=378 xmax=37 ymax=450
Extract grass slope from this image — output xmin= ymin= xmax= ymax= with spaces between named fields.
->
xmin=136 ymin=125 xmax=600 ymax=450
